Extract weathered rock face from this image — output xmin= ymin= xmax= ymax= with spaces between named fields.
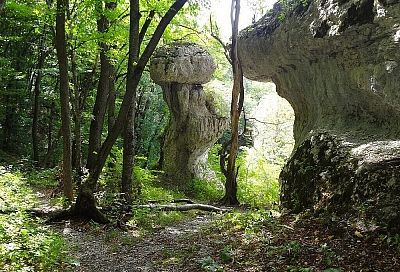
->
xmin=150 ymin=43 xmax=228 ymax=182
xmin=238 ymin=0 xmax=400 ymax=230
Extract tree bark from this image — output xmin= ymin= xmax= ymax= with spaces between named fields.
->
xmin=121 ymin=0 xmax=140 ymax=202
xmin=55 ymin=0 xmax=74 ymax=201
xmin=221 ymin=0 xmax=243 ymax=206
xmin=107 ymin=66 xmax=116 ymax=133
xmin=86 ymin=1 xmax=114 ymax=172
xmin=73 ymin=0 xmax=189 ymax=223
xmin=122 ymin=105 xmax=137 ymax=201
xmin=70 ymin=47 xmax=83 ymax=175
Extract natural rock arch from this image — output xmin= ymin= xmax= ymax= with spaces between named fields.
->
xmin=238 ymin=0 xmax=400 ymax=231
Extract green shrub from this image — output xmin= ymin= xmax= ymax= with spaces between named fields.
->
xmin=0 ymin=212 xmax=70 ymax=271
xmin=207 ymin=146 xmax=281 ymax=207
xmin=188 ymin=178 xmax=223 ymax=202
xmin=237 ymin=156 xmax=280 ymax=207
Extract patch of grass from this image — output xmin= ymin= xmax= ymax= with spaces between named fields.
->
xmin=322 ymin=269 xmax=342 ymax=272
xmin=0 ymin=166 xmax=72 ymax=271
xmin=199 ymin=256 xmax=224 ymax=272
xmin=26 ymin=167 xmax=59 ymax=189
xmin=287 ymin=267 xmax=314 ymax=272
xmin=128 ymin=209 xmax=194 ymax=234
xmin=320 ymin=243 xmax=339 ymax=266
xmin=381 ymin=233 xmax=400 ymax=252
xmin=281 ymin=240 xmax=302 ymax=258
xmin=161 ymin=248 xmax=183 ymax=265
xmin=160 ymin=244 xmax=201 ymax=267
xmin=220 ymin=244 xmax=234 ymax=263
xmin=104 ymin=229 xmax=119 ymax=243
xmin=219 ymin=209 xmax=275 ymax=234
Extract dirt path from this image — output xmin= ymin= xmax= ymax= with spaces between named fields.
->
xmin=60 ymin=214 xmax=214 ymax=272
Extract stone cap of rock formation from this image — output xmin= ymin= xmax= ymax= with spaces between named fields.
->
xmin=150 ymin=43 xmax=216 ymax=84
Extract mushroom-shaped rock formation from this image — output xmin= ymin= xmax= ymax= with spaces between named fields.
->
xmin=238 ymin=0 xmax=400 ymax=231
xmin=150 ymin=43 xmax=228 ymax=182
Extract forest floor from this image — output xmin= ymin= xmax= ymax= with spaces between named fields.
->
xmin=55 ymin=208 xmax=400 ymax=272
xmin=1 ymin=160 xmax=400 ymax=272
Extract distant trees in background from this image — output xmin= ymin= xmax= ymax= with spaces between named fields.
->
xmin=0 ymin=0 xmax=295 ymax=220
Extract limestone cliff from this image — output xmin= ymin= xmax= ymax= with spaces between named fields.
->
xmin=238 ymin=0 xmax=400 ymax=231
xmin=150 ymin=43 xmax=228 ymax=182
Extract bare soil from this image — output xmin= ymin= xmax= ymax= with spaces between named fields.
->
xmin=57 ymin=211 xmax=400 ymax=272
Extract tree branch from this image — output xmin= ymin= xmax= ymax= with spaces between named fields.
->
xmin=132 ymin=203 xmax=228 ymax=213
xmin=138 ymin=10 xmax=155 ymax=50
xmin=209 ymin=16 xmax=232 ymax=64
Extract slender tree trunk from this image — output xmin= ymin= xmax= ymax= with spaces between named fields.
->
xmin=122 ymin=105 xmax=137 ymax=201
xmin=86 ymin=1 xmax=115 ymax=172
xmin=32 ymin=69 xmax=41 ymax=163
xmin=72 ymin=0 xmax=189 ymax=223
xmin=221 ymin=0 xmax=243 ymax=205
xmin=43 ymin=102 xmax=55 ymax=167
xmin=32 ymin=37 xmax=47 ymax=163
xmin=121 ymin=0 xmax=140 ymax=202
xmin=70 ymin=48 xmax=83 ymax=175
xmin=2 ymin=94 xmax=14 ymax=152
xmin=55 ymin=0 xmax=74 ymax=201
xmin=107 ymin=66 xmax=116 ymax=133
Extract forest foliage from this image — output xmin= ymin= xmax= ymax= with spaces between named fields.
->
xmin=0 ymin=0 xmax=295 ymax=270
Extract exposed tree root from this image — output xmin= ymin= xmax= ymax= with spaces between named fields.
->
xmin=44 ymin=205 xmax=109 ymax=224
xmin=0 ymin=208 xmax=60 ymax=217
xmin=44 ymin=190 xmax=109 ymax=224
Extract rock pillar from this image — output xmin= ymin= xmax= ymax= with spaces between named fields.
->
xmin=150 ymin=43 xmax=228 ymax=182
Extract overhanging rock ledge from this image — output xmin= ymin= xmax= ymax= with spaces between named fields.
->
xmin=238 ymin=0 xmax=400 ymax=231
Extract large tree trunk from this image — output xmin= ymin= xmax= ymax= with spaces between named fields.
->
xmin=55 ymin=0 xmax=74 ymax=201
xmin=72 ymin=0 xmax=189 ymax=223
xmin=221 ymin=0 xmax=243 ymax=206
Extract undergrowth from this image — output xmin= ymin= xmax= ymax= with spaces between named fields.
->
xmin=207 ymin=145 xmax=281 ymax=207
xmin=99 ymin=148 xmax=196 ymax=232
xmin=0 ymin=166 xmax=72 ymax=271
